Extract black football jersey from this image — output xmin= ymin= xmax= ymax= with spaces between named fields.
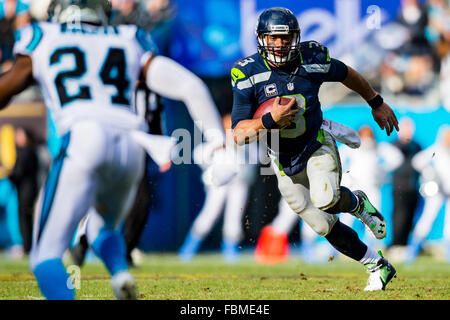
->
xmin=231 ymin=41 xmax=348 ymax=175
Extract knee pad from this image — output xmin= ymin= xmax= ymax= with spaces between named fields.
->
xmin=277 ymin=182 xmax=308 ymax=214
xmin=299 ymin=205 xmax=338 ymax=237
xmin=307 ymin=153 xmax=340 ymax=210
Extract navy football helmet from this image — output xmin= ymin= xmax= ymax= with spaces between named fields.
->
xmin=48 ymin=0 xmax=111 ymax=25
xmin=255 ymin=7 xmax=301 ymax=66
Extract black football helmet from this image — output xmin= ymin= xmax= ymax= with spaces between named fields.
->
xmin=48 ymin=0 xmax=112 ymax=25
xmin=255 ymin=7 xmax=301 ymax=66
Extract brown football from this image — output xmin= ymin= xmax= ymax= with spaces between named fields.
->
xmin=253 ymin=97 xmax=295 ymax=119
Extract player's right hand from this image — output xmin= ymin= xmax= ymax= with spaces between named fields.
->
xmin=270 ymin=97 xmax=298 ymax=128
xmin=371 ymin=102 xmax=399 ymax=136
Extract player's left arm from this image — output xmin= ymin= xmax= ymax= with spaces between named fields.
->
xmin=0 ymin=55 xmax=33 ymax=110
xmin=341 ymin=65 xmax=399 ymax=136
xmin=309 ymin=42 xmax=398 ymax=136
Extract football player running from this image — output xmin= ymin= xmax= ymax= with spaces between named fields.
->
xmin=0 ymin=0 xmax=224 ymax=300
xmin=231 ymin=7 xmax=399 ymax=291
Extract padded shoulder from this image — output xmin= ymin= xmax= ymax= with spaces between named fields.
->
xmin=300 ymin=41 xmax=330 ymax=65
xmin=231 ymin=53 xmax=262 ymax=84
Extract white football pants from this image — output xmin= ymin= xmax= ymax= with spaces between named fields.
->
xmin=411 ymin=193 xmax=450 ymax=242
xmin=30 ymin=121 xmax=144 ymax=270
xmin=270 ymin=130 xmax=340 ymax=237
xmin=191 ymin=165 xmax=255 ymax=243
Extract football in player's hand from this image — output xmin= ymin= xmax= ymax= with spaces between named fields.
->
xmin=253 ymin=97 xmax=295 ymax=119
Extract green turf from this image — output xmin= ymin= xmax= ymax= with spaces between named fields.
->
xmin=0 ymin=252 xmax=449 ymax=300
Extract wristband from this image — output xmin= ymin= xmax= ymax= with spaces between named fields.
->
xmin=262 ymin=112 xmax=279 ymax=129
xmin=367 ymin=94 xmax=384 ymax=109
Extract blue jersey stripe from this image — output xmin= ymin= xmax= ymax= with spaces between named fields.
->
xmin=37 ymin=132 xmax=71 ymax=242
xmin=135 ymin=28 xmax=158 ymax=54
xmin=26 ymin=22 xmax=43 ymax=53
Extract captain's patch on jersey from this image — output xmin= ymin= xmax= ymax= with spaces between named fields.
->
xmin=264 ymin=83 xmax=278 ymax=97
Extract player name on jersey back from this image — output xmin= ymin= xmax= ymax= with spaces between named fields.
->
xmin=13 ymin=21 xmax=156 ymax=128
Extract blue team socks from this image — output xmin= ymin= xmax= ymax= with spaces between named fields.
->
xmin=405 ymin=237 xmax=422 ymax=263
xmin=33 ymin=258 xmax=75 ymax=300
xmin=178 ymin=231 xmax=203 ymax=262
xmin=222 ymin=239 xmax=239 ymax=263
xmin=90 ymin=229 xmax=128 ymax=276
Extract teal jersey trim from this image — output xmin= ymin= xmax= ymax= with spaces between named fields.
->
xmin=25 ymin=22 xmax=43 ymax=53
xmin=16 ymin=0 xmax=29 ymax=14
xmin=0 ymin=3 xmax=5 ymax=20
xmin=37 ymin=132 xmax=71 ymax=241
xmin=135 ymin=27 xmax=159 ymax=54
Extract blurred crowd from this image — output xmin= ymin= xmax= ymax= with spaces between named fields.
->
xmin=0 ymin=0 xmax=449 ymax=265
xmin=0 ymin=0 xmax=175 ymax=70
xmin=379 ymin=0 xmax=450 ymax=108
xmin=2 ymin=0 xmax=450 ymax=105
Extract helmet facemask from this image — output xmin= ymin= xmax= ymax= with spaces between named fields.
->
xmin=257 ymin=26 xmax=300 ymax=66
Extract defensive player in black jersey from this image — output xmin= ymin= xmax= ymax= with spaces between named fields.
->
xmin=231 ymin=7 xmax=398 ymax=291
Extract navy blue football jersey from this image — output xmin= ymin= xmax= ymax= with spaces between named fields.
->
xmin=231 ymin=41 xmax=348 ymax=176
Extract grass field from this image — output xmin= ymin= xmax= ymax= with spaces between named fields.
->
xmin=0 ymin=251 xmax=449 ymax=301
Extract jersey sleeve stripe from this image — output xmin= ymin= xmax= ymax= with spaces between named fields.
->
xmin=25 ymin=22 xmax=43 ymax=53
xmin=236 ymin=71 xmax=271 ymax=90
xmin=302 ymin=63 xmax=331 ymax=73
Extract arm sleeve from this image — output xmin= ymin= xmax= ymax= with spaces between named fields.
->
xmin=145 ymin=55 xmax=224 ymax=143
xmin=324 ymin=58 xmax=349 ymax=82
xmin=231 ymin=89 xmax=254 ymax=129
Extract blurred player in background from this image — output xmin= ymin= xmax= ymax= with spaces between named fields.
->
xmin=390 ymin=117 xmax=422 ymax=254
xmin=9 ymin=127 xmax=39 ymax=255
xmin=0 ymin=0 xmax=224 ymax=300
xmin=339 ymin=125 xmax=404 ymax=247
xmin=179 ymin=115 xmax=255 ymax=263
xmin=70 ymin=0 xmax=176 ymax=268
xmin=0 ymin=124 xmax=21 ymax=257
xmin=231 ymin=7 xmax=399 ymax=291
xmin=405 ymin=125 xmax=450 ymax=263
xmin=1 ymin=0 xmax=147 ymax=299
xmin=427 ymin=0 xmax=450 ymax=113
xmin=254 ymin=196 xmax=299 ymax=264
xmin=68 ymin=0 xmax=226 ymax=268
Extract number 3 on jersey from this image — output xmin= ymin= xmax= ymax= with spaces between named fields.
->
xmin=50 ymin=47 xmax=130 ymax=106
xmin=280 ymin=94 xmax=306 ymax=138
